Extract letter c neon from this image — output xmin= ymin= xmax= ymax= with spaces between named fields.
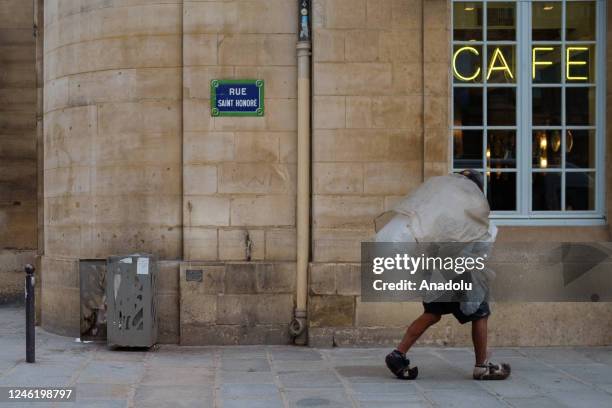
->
xmin=453 ymin=46 xmax=481 ymax=82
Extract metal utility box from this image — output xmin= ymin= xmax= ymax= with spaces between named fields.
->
xmin=106 ymin=254 xmax=158 ymax=347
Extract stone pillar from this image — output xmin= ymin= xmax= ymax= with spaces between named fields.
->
xmin=42 ymin=0 xmax=183 ymax=336
xmin=0 ymin=0 xmax=38 ymax=304
xmin=423 ymin=0 xmax=450 ymax=179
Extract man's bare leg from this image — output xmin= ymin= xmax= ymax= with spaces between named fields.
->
xmin=397 ymin=313 xmax=441 ymax=354
xmin=472 ymin=316 xmax=488 ymax=365
xmin=471 ymin=316 xmax=511 ymax=380
xmin=386 ymin=313 xmax=440 ymax=379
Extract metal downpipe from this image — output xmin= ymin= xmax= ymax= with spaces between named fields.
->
xmin=290 ymin=1 xmax=312 ymax=345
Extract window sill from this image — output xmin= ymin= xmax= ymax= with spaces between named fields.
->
xmin=491 ymin=217 xmax=607 ymax=227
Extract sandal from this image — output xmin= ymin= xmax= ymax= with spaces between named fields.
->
xmin=385 ymin=350 xmax=419 ymax=380
xmin=473 ymin=361 xmax=511 ymax=380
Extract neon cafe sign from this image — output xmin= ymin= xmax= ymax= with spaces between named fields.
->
xmin=452 ymin=46 xmax=590 ymax=81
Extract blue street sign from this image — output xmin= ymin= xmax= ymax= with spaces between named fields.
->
xmin=210 ymin=79 xmax=265 ymax=117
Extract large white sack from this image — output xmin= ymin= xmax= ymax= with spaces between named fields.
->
xmin=375 ymin=174 xmax=494 ymax=243
xmin=375 ymin=214 xmax=416 ymax=243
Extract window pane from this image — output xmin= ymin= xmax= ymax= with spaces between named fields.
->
xmin=567 ymin=1 xmax=596 ymax=41
xmin=487 ymin=172 xmax=516 ymax=211
xmin=487 ymin=88 xmax=516 ymax=126
xmin=532 ymin=46 xmax=561 ymax=83
xmin=566 ymin=172 xmax=595 ymax=211
xmin=533 ymin=130 xmax=562 ymax=169
xmin=532 ymin=2 xmax=562 ymax=41
xmin=487 ymin=2 xmax=516 ymax=41
xmin=566 ymin=130 xmax=596 ymax=169
xmin=565 ymin=45 xmax=595 ymax=83
xmin=454 ymin=2 xmax=483 ymax=41
xmin=532 ymin=87 xmax=561 ymax=126
xmin=487 ymin=46 xmax=515 ymax=83
xmin=453 ymin=45 xmax=482 ymax=83
xmin=454 ymin=129 xmax=483 ymax=169
xmin=454 ymin=87 xmax=483 ymax=126
xmin=532 ymin=172 xmax=561 ymax=211
xmin=566 ymin=87 xmax=595 ymax=126
xmin=487 ymin=130 xmax=516 ymax=169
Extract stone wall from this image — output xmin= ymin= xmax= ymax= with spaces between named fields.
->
xmin=182 ymin=0 xmax=298 ymax=263
xmin=0 ymin=0 xmax=38 ymax=303
xmin=36 ymin=0 xmax=612 ymax=346
xmin=42 ymin=0 xmax=183 ymax=336
xmin=179 ymin=0 xmax=299 ymax=344
xmin=308 ymin=227 xmax=612 ymax=347
xmin=308 ymin=0 xmax=430 ymax=345
xmin=307 ymin=0 xmax=612 ymax=348
xmin=41 ymin=0 xmax=300 ymax=341
xmin=179 ymin=262 xmax=295 ymax=345
xmin=311 ymin=0 xmax=426 ymax=263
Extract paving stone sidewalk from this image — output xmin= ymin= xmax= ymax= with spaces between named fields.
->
xmin=1 ymin=306 xmax=612 ymax=407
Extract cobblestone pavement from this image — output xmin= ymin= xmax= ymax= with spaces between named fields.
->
xmin=1 ymin=306 xmax=612 ymax=407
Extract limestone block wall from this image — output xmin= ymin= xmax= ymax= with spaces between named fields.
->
xmin=178 ymin=0 xmax=299 ymax=345
xmin=308 ymin=0 xmax=427 ymax=345
xmin=311 ymin=0 xmax=426 ymax=264
xmin=308 ymin=228 xmax=612 ymax=348
xmin=36 ymin=0 xmax=612 ymax=346
xmin=179 ymin=262 xmax=295 ymax=345
xmin=307 ymin=0 xmax=612 ymax=348
xmin=42 ymin=0 xmax=183 ymax=336
xmin=182 ymin=0 xmax=298 ymax=263
xmin=42 ymin=0 xmax=300 ymax=341
xmin=0 ymin=0 xmax=38 ymax=303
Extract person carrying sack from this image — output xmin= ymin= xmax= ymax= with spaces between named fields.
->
xmin=376 ymin=170 xmax=511 ymax=381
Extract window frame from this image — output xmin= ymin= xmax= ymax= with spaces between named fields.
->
xmin=450 ymin=0 xmax=607 ymax=226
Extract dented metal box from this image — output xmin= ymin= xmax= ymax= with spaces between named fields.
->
xmin=106 ymin=254 xmax=158 ymax=347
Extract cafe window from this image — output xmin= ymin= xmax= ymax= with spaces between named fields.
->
xmin=451 ymin=0 xmax=605 ymax=223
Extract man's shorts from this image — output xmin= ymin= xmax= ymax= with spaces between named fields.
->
xmin=422 ymin=301 xmax=490 ymax=324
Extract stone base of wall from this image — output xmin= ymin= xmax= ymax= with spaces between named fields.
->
xmin=39 ymin=257 xmax=612 ymax=346
xmin=42 ymin=259 xmax=296 ymax=345
xmin=179 ymin=262 xmax=296 ymax=345
xmin=40 ymin=256 xmax=79 ymax=336
xmin=307 ymin=260 xmax=612 ymax=347
xmin=308 ymin=302 xmax=612 ymax=348
xmin=0 ymin=249 xmax=37 ymax=305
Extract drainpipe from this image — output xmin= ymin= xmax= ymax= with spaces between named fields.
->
xmin=289 ymin=0 xmax=311 ymax=345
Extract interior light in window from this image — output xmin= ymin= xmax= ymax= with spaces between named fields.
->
xmin=538 ymin=132 xmax=549 ymax=169
xmin=543 ymin=5 xmax=554 ymax=11
xmin=551 ymin=132 xmax=561 ymax=153
xmin=539 ymin=133 xmax=547 ymax=150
